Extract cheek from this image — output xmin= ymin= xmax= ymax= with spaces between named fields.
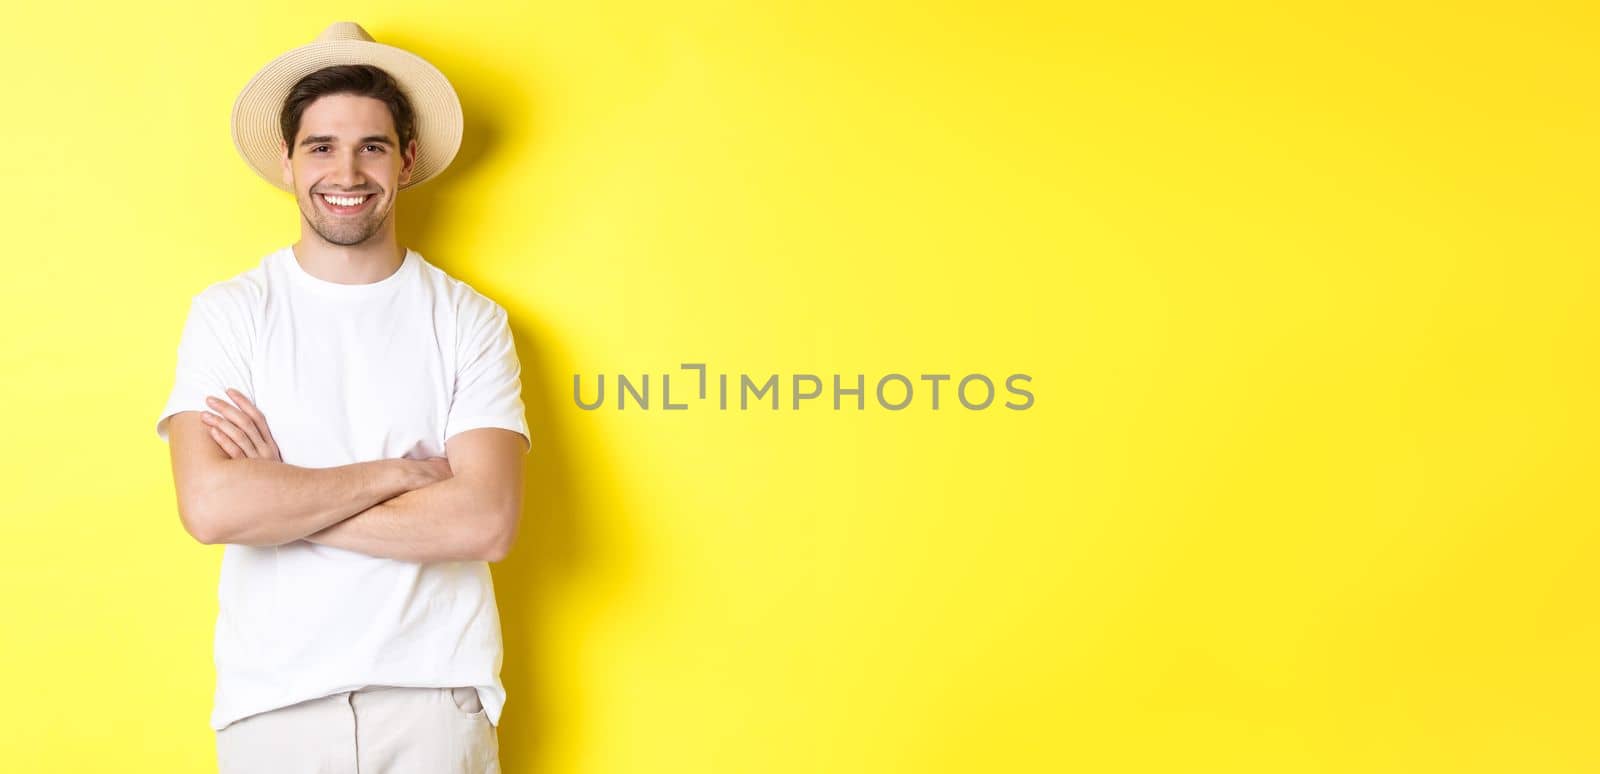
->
xmin=291 ymin=167 xmax=311 ymax=185
xmin=369 ymin=157 xmax=402 ymax=176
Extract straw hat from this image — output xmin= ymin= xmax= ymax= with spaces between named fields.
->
xmin=230 ymin=21 xmax=463 ymax=192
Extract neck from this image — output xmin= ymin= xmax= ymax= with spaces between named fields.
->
xmin=291 ymin=225 xmax=406 ymax=285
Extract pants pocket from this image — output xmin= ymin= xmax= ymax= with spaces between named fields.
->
xmin=447 ymin=686 xmax=486 ymax=718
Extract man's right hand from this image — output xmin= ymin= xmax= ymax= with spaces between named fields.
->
xmin=408 ymin=456 xmax=455 ymax=489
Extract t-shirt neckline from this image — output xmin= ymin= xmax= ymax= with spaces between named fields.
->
xmin=282 ymin=245 xmax=417 ymax=297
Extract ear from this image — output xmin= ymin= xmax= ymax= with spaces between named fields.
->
xmin=279 ymin=139 xmax=293 ymax=188
xmin=398 ymin=138 xmax=418 ymax=187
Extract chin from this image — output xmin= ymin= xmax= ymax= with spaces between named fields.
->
xmin=334 ymin=231 xmax=377 ymax=246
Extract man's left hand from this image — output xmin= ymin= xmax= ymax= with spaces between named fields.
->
xmin=200 ymin=387 xmax=283 ymax=463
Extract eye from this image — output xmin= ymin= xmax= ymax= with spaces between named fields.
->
xmin=312 ymin=145 xmax=330 ymax=153
xmin=364 ymin=144 xmax=385 ymax=153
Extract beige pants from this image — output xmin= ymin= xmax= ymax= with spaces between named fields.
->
xmin=215 ymin=686 xmax=500 ymax=773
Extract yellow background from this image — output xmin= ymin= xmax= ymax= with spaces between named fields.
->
xmin=2 ymin=1 xmax=1596 ymax=771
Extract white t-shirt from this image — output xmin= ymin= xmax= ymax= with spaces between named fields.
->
xmin=156 ymin=244 xmax=531 ymax=731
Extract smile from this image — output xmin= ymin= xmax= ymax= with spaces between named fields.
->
xmin=318 ymin=193 xmax=375 ymax=214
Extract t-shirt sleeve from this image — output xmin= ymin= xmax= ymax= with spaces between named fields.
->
xmin=445 ymin=300 xmax=531 ymax=453
xmin=155 ymin=289 xmax=254 ymax=443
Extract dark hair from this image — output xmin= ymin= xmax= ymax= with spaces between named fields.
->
xmin=280 ymin=64 xmax=416 ymax=157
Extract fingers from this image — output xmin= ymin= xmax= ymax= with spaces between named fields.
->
xmin=205 ymin=391 xmax=270 ymax=456
xmin=206 ymin=421 xmax=246 ymax=458
xmin=225 ymin=388 xmax=281 ymax=455
xmin=201 ymin=411 xmax=255 ymax=457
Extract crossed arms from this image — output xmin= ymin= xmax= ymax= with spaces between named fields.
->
xmin=165 ymin=388 xmax=525 ymax=563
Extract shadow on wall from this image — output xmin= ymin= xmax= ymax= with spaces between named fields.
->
xmin=496 ymin=313 xmax=606 ymax=774
xmin=390 ymin=24 xmax=527 ymax=254
xmin=385 ymin=39 xmax=638 ymax=772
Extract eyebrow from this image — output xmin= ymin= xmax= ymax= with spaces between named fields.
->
xmin=298 ymin=134 xmax=395 ymax=148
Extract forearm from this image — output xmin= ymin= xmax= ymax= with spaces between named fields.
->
xmin=195 ymin=458 xmax=417 ymax=547
xmin=303 ymin=475 xmax=501 ymax=563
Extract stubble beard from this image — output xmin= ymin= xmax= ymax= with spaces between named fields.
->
xmin=302 ymin=192 xmax=391 ymax=246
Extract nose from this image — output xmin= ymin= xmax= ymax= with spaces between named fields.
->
xmin=329 ymin=149 xmax=362 ymax=187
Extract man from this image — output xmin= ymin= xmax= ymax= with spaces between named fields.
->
xmin=155 ymin=22 xmax=526 ymax=774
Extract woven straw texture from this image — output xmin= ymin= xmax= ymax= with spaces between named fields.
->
xmin=230 ymin=22 xmax=462 ymax=192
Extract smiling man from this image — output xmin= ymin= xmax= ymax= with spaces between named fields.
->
xmin=155 ymin=22 xmax=527 ymax=774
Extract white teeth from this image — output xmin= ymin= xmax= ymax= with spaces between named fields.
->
xmin=321 ymin=194 xmax=368 ymax=207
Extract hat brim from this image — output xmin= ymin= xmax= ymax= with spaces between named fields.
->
xmin=231 ymin=40 xmax=463 ymax=192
